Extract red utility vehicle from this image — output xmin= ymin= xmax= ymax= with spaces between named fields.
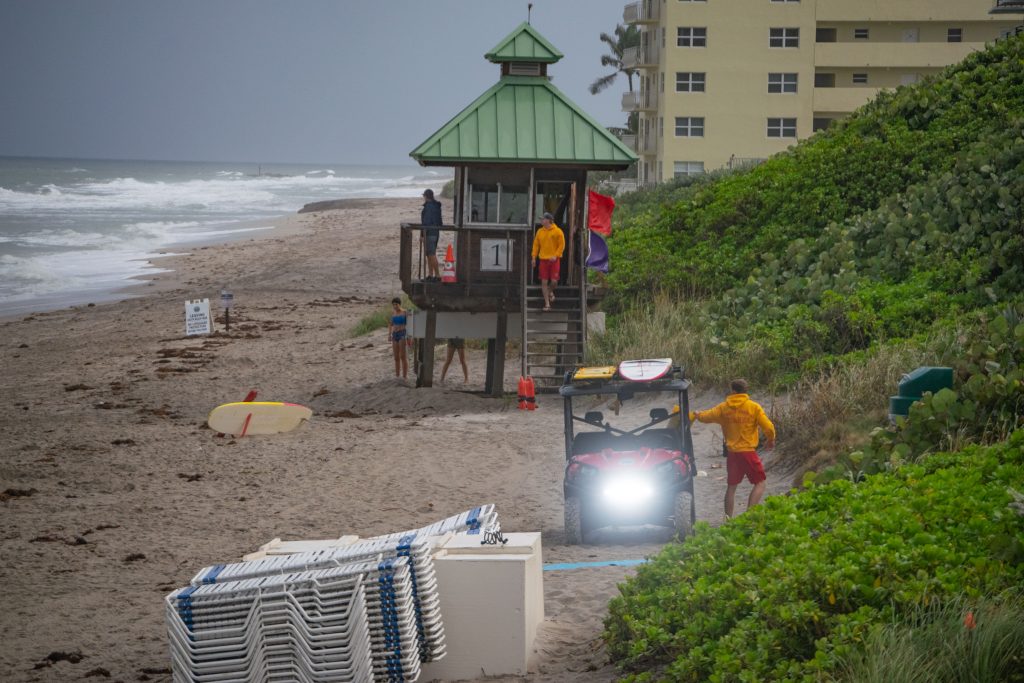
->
xmin=560 ymin=361 xmax=697 ymax=544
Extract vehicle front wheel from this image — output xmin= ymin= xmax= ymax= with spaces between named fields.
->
xmin=673 ymin=490 xmax=693 ymax=538
xmin=564 ymin=496 xmax=583 ymax=545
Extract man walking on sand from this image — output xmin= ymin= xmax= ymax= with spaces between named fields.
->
xmin=690 ymin=379 xmax=776 ymax=518
xmin=531 ymin=212 xmax=565 ymax=311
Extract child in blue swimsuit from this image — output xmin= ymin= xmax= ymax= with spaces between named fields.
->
xmin=388 ymin=297 xmax=409 ymax=380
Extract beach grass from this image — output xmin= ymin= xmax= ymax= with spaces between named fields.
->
xmin=349 ymin=297 xmax=416 ymax=338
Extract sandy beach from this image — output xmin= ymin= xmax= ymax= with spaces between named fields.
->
xmin=0 ymin=197 xmax=789 ymax=682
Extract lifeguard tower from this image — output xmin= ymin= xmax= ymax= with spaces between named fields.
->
xmin=403 ymin=22 xmax=637 ymax=395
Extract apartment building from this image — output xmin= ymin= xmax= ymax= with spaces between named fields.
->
xmin=621 ymin=0 xmax=1023 ymax=185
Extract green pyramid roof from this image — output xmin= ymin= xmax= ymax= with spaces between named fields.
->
xmin=410 ymin=76 xmax=636 ymax=168
xmin=485 ymin=22 xmax=563 ymax=63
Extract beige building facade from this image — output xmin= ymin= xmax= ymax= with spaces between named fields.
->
xmin=621 ymin=0 xmax=1022 ymax=185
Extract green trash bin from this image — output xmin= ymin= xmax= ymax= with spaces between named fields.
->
xmin=889 ymin=366 xmax=954 ymax=421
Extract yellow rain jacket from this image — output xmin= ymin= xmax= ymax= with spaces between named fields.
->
xmin=531 ymin=224 xmax=565 ymax=260
xmin=689 ymin=393 xmax=776 ymax=452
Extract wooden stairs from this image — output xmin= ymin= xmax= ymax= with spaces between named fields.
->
xmin=523 ymin=285 xmax=585 ymax=391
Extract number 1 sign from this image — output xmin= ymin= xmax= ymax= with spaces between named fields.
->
xmin=480 ymin=238 xmax=512 ymax=272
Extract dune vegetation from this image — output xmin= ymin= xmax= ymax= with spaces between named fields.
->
xmin=597 ymin=33 xmax=1024 ymax=682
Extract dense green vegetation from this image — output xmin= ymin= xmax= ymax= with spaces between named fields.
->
xmin=598 ymin=34 xmax=1024 ymax=682
xmin=605 ymin=34 xmax=1024 ymax=379
xmin=605 ymin=431 xmax=1024 ymax=682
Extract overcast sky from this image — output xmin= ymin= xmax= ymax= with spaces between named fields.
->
xmin=0 ymin=0 xmax=631 ymax=166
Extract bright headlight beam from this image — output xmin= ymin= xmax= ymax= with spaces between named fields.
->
xmin=601 ymin=477 xmax=655 ymax=507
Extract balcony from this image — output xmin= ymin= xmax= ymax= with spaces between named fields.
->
xmin=621 ymin=42 xmax=660 ymax=69
xmin=624 ymin=0 xmax=660 ymax=25
xmin=635 ymin=134 xmax=658 ymax=155
xmin=814 ymin=41 xmax=986 ymax=68
xmin=620 ymin=133 xmax=637 ymax=151
xmin=813 ymin=86 xmax=884 ymax=114
xmin=621 ymin=90 xmax=659 ymax=112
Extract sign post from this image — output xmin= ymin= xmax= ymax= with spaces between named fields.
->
xmin=220 ymin=288 xmax=234 ymax=331
xmin=185 ymin=299 xmax=212 ymax=336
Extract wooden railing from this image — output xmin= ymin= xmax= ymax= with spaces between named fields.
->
xmin=399 ymin=223 xmax=533 ymax=307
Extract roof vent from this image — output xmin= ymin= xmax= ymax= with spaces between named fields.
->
xmin=508 ymin=62 xmax=543 ymax=76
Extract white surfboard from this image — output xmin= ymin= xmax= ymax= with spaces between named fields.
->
xmin=617 ymin=358 xmax=673 ymax=382
xmin=207 ymin=401 xmax=312 ymax=437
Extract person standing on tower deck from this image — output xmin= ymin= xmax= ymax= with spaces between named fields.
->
xmin=689 ymin=379 xmax=776 ymax=518
xmin=532 ymin=212 xmax=565 ymax=311
xmin=420 ymin=189 xmax=443 ymax=281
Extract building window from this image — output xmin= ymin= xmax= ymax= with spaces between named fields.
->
xmin=676 ymin=72 xmax=706 ymax=92
xmin=852 ymin=73 xmax=868 ymax=85
xmin=767 ymin=117 xmax=797 ymax=138
xmin=677 ymin=27 xmax=708 ymax=47
xmin=814 ymin=72 xmax=836 ymax=88
xmin=948 ymin=27 xmax=963 ymax=43
xmin=675 ymin=117 xmax=705 ymax=137
xmin=769 ymin=27 xmax=799 ymax=48
xmin=661 ymin=71 xmax=665 ymax=92
xmin=768 ymin=73 xmax=798 ymax=93
xmin=854 ymin=28 xmax=870 ymax=39
xmin=674 ymin=161 xmax=705 ymax=177
xmin=816 ymin=27 xmax=837 ymax=42
xmin=812 ymin=117 xmax=833 ymax=132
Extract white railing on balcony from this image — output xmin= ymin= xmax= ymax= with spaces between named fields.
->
xmin=620 ymin=134 xmax=637 ymax=151
xmin=621 ymin=42 xmax=659 ymax=70
xmin=624 ymin=0 xmax=660 ymax=24
xmin=621 ymin=90 xmax=659 ymax=112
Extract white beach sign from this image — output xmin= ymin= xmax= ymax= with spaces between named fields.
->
xmin=185 ymin=299 xmax=212 ymax=336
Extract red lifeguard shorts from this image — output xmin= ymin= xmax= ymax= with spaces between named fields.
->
xmin=727 ymin=451 xmax=766 ymax=486
xmin=539 ymin=258 xmax=560 ymax=282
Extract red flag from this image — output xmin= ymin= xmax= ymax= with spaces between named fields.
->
xmin=588 ymin=190 xmax=615 ymax=237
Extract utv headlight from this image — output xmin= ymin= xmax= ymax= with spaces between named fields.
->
xmin=601 ymin=476 xmax=655 ymax=507
xmin=656 ymin=460 xmax=682 ymax=479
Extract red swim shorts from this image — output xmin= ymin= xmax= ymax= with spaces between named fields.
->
xmin=726 ymin=451 xmax=766 ymax=486
xmin=538 ymin=258 xmax=560 ymax=282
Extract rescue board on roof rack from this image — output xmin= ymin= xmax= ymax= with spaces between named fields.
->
xmin=572 ymin=365 xmax=617 ymax=381
xmin=617 ymin=358 xmax=673 ymax=382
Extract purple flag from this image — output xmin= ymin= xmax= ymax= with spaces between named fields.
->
xmin=586 ymin=231 xmax=609 ymax=273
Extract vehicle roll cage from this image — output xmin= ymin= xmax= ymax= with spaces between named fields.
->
xmin=559 ymin=368 xmax=695 ymax=463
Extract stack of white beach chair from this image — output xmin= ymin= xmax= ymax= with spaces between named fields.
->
xmin=166 ymin=505 xmax=497 ymax=683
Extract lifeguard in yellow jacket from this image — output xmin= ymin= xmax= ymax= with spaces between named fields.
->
xmin=531 ymin=212 xmax=565 ymax=311
xmin=690 ymin=378 xmax=776 ymax=518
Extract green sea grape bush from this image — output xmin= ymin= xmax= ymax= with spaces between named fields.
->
xmin=607 ymin=33 xmax=1024 ymax=303
xmin=708 ymin=124 xmax=1024 ymax=359
xmin=603 ymin=431 xmax=1024 ymax=682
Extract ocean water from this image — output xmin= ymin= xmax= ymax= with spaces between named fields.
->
xmin=0 ymin=157 xmax=450 ymax=316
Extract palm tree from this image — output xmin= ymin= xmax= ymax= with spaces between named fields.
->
xmin=589 ymin=24 xmax=640 ymax=95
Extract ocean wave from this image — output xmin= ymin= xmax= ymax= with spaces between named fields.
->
xmin=0 ymin=248 xmax=160 ymax=300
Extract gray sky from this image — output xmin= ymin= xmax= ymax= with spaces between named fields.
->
xmin=0 ymin=0 xmax=631 ymax=166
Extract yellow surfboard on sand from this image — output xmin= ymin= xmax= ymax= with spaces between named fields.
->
xmin=207 ymin=401 xmax=312 ymax=437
